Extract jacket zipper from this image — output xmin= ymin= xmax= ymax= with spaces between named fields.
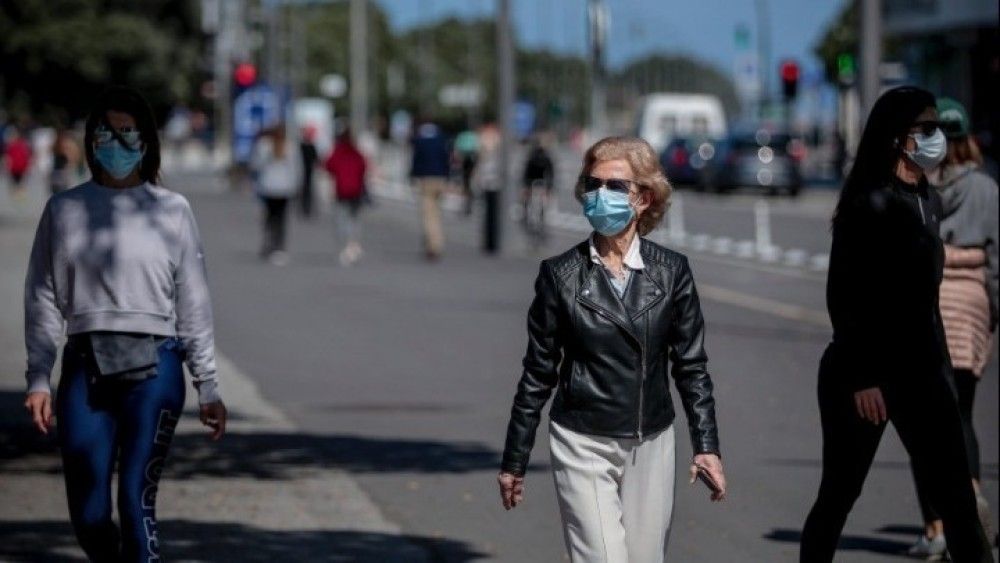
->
xmin=917 ymin=196 xmax=926 ymax=224
xmin=637 ymin=350 xmax=645 ymax=441
xmin=578 ymin=296 xmax=646 ymax=440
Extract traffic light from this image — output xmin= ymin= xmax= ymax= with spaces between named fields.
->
xmin=233 ymin=62 xmax=257 ymax=89
xmin=836 ymin=53 xmax=856 ymax=85
xmin=780 ymin=60 xmax=799 ymax=101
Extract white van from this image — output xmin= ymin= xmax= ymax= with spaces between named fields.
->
xmin=635 ymin=94 xmax=727 ymax=153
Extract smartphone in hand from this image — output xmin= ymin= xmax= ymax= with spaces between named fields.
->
xmin=695 ymin=464 xmax=723 ymax=496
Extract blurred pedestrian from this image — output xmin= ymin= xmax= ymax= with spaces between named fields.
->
xmin=23 ymin=86 xmax=226 ymax=563
xmin=800 ymin=86 xmax=993 ymax=563
xmin=325 ymin=127 xmax=368 ymax=266
xmin=520 ymin=135 xmax=555 ymax=240
xmin=454 ymin=127 xmax=479 ymax=216
xmin=49 ymin=128 xmax=83 ymax=194
xmin=299 ymin=124 xmax=319 ymax=219
xmin=905 ymin=97 xmax=999 ymax=558
xmin=499 ymin=136 xmax=726 ymax=563
xmin=410 ymin=120 xmax=451 ymax=261
xmin=4 ymin=127 xmax=32 ymax=193
xmin=250 ymin=124 xmax=300 ymax=265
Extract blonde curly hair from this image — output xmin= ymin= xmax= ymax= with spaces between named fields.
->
xmin=574 ymin=136 xmax=672 ymax=236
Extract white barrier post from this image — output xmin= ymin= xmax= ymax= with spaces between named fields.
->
xmin=754 ymin=198 xmax=780 ymax=261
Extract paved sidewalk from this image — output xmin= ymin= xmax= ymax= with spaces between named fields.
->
xmin=0 ymin=177 xmax=430 ymax=562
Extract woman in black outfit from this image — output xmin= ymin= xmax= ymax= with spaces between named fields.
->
xmin=799 ymin=86 xmax=993 ymax=562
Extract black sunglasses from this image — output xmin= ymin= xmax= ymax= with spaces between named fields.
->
xmin=910 ymin=120 xmax=942 ymax=136
xmin=581 ymin=175 xmax=634 ymax=194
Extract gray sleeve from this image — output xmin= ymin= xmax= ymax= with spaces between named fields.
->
xmin=174 ymin=200 xmax=221 ymax=404
xmin=984 ymin=180 xmax=999 ymax=330
xmin=24 ymin=202 xmax=64 ymax=395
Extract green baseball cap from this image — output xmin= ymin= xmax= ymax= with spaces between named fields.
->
xmin=937 ymin=97 xmax=970 ymax=138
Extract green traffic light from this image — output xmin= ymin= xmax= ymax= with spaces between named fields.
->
xmin=837 ymin=53 xmax=855 ymax=76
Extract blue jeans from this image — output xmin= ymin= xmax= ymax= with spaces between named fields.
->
xmin=57 ymin=337 xmax=185 ymax=563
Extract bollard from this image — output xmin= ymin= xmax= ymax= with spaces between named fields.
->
xmin=754 ymin=198 xmax=781 ymax=261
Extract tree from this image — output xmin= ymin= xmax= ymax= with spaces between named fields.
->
xmin=0 ymin=0 xmax=205 ymax=125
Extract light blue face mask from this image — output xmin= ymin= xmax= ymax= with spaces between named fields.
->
xmin=904 ymin=127 xmax=946 ymax=171
xmin=582 ymin=187 xmax=635 ymax=236
xmin=94 ymin=138 xmax=144 ymax=180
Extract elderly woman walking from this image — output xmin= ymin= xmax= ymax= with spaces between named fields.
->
xmin=498 ymin=136 xmax=726 ymax=563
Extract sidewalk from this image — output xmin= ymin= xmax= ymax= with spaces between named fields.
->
xmin=0 ymin=176 xmax=429 ymax=562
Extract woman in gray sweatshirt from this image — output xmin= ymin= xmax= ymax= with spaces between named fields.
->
xmin=23 ymin=86 xmax=227 ymax=562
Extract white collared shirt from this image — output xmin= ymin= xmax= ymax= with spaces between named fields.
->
xmin=589 ymin=233 xmax=645 ymax=297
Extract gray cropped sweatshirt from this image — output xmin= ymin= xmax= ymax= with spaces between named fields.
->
xmin=24 ymin=181 xmax=221 ymax=404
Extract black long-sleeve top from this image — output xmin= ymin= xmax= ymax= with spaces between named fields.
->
xmin=826 ymin=176 xmax=950 ymax=391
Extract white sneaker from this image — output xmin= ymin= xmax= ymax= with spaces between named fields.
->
xmin=907 ymin=534 xmax=947 ymax=560
xmin=268 ymin=250 xmax=290 ymax=267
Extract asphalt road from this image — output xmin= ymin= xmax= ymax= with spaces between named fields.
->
xmin=171 ymin=164 xmax=997 ymax=563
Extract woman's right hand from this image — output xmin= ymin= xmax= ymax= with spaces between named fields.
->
xmin=854 ymin=387 xmax=887 ymax=425
xmin=24 ymin=391 xmax=54 ymax=435
xmin=498 ymin=471 xmax=525 ymax=510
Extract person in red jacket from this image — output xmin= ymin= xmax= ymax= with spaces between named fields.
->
xmin=325 ymin=128 xmax=368 ymax=265
xmin=5 ymin=128 xmax=33 ymax=193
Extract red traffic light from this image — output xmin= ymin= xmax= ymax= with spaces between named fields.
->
xmin=234 ymin=62 xmax=257 ymax=87
xmin=780 ymin=60 xmax=799 ymax=83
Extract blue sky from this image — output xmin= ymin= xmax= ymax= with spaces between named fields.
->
xmin=376 ymin=0 xmax=847 ymax=89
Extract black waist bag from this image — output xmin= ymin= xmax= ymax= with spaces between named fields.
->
xmin=87 ymin=332 xmax=164 ymax=382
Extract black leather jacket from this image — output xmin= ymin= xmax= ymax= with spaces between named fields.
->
xmin=501 ymin=238 xmax=720 ymax=475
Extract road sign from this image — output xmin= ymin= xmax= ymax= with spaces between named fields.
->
xmin=232 ymin=83 xmax=282 ymax=163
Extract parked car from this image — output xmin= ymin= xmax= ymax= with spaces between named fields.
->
xmin=659 ymin=137 xmax=720 ymax=188
xmin=703 ymin=129 xmax=805 ymax=196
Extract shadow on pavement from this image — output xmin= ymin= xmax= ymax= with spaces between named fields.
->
xmin=165 ymin=431 xmax=546 ymax=479
xmin=763 ymin=528 xmax=910 ymax=557
xmin=2 ymin=388 xmax=542 ymax=478
xmin=0 ymin=519 xmax=489 ymax=562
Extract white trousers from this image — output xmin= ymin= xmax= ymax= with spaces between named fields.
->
xmin=549 ymin=420 xmax=676 ymax=563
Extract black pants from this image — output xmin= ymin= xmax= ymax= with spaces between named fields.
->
xmin=914 ymin=369 xmax=981 ymax=523
xmin=800 ymin=350 xmax=992 ymax=563
xmin=300 ymin=171 xmax=314 ymax=218
xmin=261 ymin=196 xmax=289 ymax=255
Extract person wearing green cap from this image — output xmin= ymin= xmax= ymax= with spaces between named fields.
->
xmin=906 ymin=97 xmax=998 ymax=558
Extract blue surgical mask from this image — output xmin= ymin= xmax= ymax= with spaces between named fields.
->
xmin=582 ymin=187 xmax=635 ymax=236
xmin=94 ymin=139 xmax=144 ymax=180
xmin=904 ymin=128 xmax=946 ymax=171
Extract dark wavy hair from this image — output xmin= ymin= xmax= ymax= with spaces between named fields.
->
xmin=84 ymin=86 xmax=161 ymax=184
xmin=833 ymin=86 xmax=936 ymax=226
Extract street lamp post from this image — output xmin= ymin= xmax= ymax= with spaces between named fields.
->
xmin=859 ymin=0 xmax=882 ymax=121
xmin=349 ymin=0 xmax=369 ymax=136
xmin=587 ymin=0 xmax=608 ymax=139
xmin=487 ymin=0 xmax=515 ymax=254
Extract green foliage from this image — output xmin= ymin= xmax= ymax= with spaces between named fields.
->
xmin=814 ymin=0 xmax=858 ymax=85
xmin=0 ymin=0 xmax=204 ymax=125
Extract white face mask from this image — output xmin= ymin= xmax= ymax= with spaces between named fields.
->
xmin=904 ymin=128 xmax=946 ymax=171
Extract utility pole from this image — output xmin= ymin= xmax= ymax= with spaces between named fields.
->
xmin=488 ymin=0 xmax=515 ymax=254
xmin=754 ymin=0 xmax=771 ymax=119
xmin=587 ymin=0 xmax=608 ymax=139
xmin=350 ymin=0 xmax=369 ymax=136
xmin=859 ymin=0 xmax=882 ymax=121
